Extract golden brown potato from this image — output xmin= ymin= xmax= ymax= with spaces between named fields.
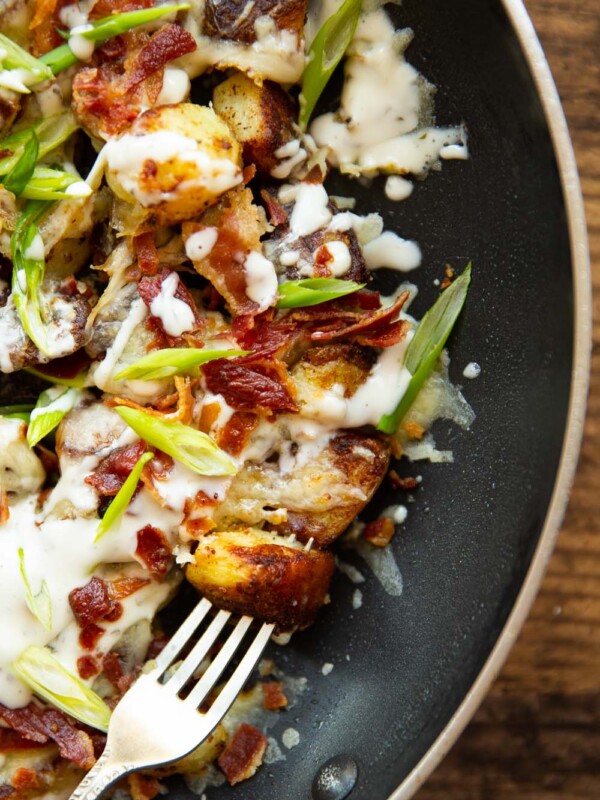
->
xmin=213 ymin=73 xmax=297 ymax=176
xmin=154 ymin=724 xmax=227 ymax=777
xmin=105 ymin=104 xmax=242 ymax=227
xmin=0 ymin=418 xmax=46 ymax=497
xmin=186 ymin=528 xmax=335 ymax=630
xmin=292 ymin=343 xmax=378 ymax=401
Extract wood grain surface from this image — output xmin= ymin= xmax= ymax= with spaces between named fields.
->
xmin=416 ymin=1 xmax=600 ymax=798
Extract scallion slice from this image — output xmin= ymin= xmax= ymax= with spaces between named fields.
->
xmin=114 ymin=348 xmax=248 ymax=381
xmin=114 ymin=406 xmax=238 ymax=477
xmin=13 ymin=646 xmax=111 ymax=731
xmin=298 ymin=0 xmax=362 ymax=130
xmin=377 ymin=264 xmax=472 ymax=434
xmin=96 ymin=451 xmax=155 ymax=540
xmin=18 ymin=549 xmax=52 ymax=631
xmin=26 ymin=386 xmax=82 ymax=447
xmin=3 ymin=132 xmax=38 ymax=196
xmin=276 ymin=277 xmax=364 ymax=308
xmin=10 ymin=200 xmax=55 ymax=355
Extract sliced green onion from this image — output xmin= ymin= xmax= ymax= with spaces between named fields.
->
xmin=18 ymin=548 xmax=52 ymax=631
xmin=20 ymin=166 xmax=92 ymax=201
xmin=377 ymin=263 xmax=471 ymax=434
xmin=26 ymin=366 xmax=88 ymax=389
xmin=40 ymin=4 xmax=191 ymax=75
xmin=276 ymin=277 xmax=364 ymax=308
xmin=115 ymin=348 xmax=248 ymax=381
xmin=298 ymin=0 xmax=362 ymax=130
xmin=3 ymin=132 xmax=38 ymax=196
xmin=13 ymin=645 xmax=111 ymax=731
xmin=0 ymin=33 xmax=53 ymax=92
xmin=96 ymin=451 xmax=154 ymax=541
xmin=10 ymin=200 xmax=55 ymax=355
xmin=26 ymin=386 xmax=82 ymax=447
xmin=0 ymin=112 xmax=78 ymax=177
xmin=0 ymin=403 xmax=34 ymax=415
xmin=115 ymin=406 xmax=238 ymax=477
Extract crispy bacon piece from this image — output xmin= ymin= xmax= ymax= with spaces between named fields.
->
xmin=29 ymin=0 xmax=70 ymax=55
xmin=235 ymin=310 xmax=305 ymax=359
xmin=138 ymin=269 xmax=203 ymax=340
xmin=136 ymin=526 xmax=172 ymax=576
xmin=108 ymin=577 xmax=151 ymax=600
xmin=216 ymin=412 xmax=259 ymax=457
xmin=0 ymin=729 xmax=45 ymax=752
xmin=69 ymin=577 xmax=114 ymax=627
xmin=124 ymin=24 xmax=196 ymax=89
xmin=72 ymin=25 xmax=195 ymax=139
xmin=217 ymin=723 xmax=268 ymax=786
xmin=202 ymin=358 xmax=298 ymax=415
xmin=10 ymin=768 xmax=38 ymax=791
xmin=308 ymin=291 xmax=411 ymax=343
xmin=388 ymin=471 xmax=419 ymax=491
xmin=77 ymin=656 xmax=100 ymax=680
xmin=90 ymin=0 xmax=154 ymax=16
xmin=79 ymin=623 xmax=105 ymax=650
xmin=0 ymin=705 xmax=95 ymax=769
xmin=261 ymin=681 xmax=288 ymax=710
xmin=362 ymin=518 xmax=396 ymax=548
xmin=127 ymin=774 xmax=162 ymax=800
xmin=85 ymin=441 xmax=147 ymax=497
xmin=260 ymin=189 xmax=287 ymax=226
xmin=0 ymin=488 xmax=8 ymax=525
xmin=133 ymin=232 xmax=159 ymax=276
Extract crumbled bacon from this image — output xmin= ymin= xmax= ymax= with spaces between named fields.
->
xmin=108 ymin=577 xmax=151 ymax=600
xmin=69 ymin=578 xmax=123 ymax=648
xmin=362 ymin=518 xmax=396 ymax=547
xmin=133 ymin=232 xmax=159 ymax=276
xmin=388 ymin=471 xmax=419 ymax=491
xmin=69 ymin=577 xmax=114 ymax=628
xmin=138 ymin=269 xmax=203 ymax=339
xmin=0 ymin=488 xmax=8 ymax=525
xmin=235 ymin=310 xmax=305 ymax=358
xmin=0 ymin=729 xmax=44 ymax=752
xmin=261 ymin=681 xmax=288 ymax=710
xmin=124 ymin=24 xmax=196 ymax=89
xmin=90 ymin=0 xmax=154 ymax=16
xmin=217 ymin=724 xmax=267 ymax=786
xmin=216 ymin=412 xmax=259 ymax=457
xmin=308 ymin=291 xmax=411 ymax=343
xmin=29 ymin=0 xmax=70 ymax=55
xmin=203 ymin=358 xmax=298 ymax=415
xmin=0 ymin=705 xmax=95 ymax=769
xmin=127 ymin=774 xmax=162 ymax=800
xmin=136 ymin=526 xmax=172 ymax=575
xmin=85 ymin=440 xmax=147 ymax=497
xmin=260 ymin=189 xmax=288 ymax=226
xmin=10 ymin=768 xmax=38 ymax=791
xmin=77 ymin=656 xmax=100 ymax=680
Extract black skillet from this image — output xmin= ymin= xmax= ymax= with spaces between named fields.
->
xmin=2 ymin=0 xmax=589 ymax=797
xmin=183 ymin=1 xmax=587 ymax=798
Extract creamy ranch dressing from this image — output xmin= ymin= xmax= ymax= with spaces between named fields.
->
xmin=310 ymin=6 xmax=467 ymax=178
xmin=157 ymin=67 xmax=191 ymax=106
xmin=185 ymin=227 xmax=219 ymax=262
xmin=244 ymin=252 xmax=278 ymax=310
xmin=149 ymin=272 xmax=196 ymax=336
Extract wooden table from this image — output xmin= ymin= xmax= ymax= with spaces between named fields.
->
xmin=417 ymin=1 xmax=600 ymax=797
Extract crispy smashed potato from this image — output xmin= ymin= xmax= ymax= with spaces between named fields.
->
xmin=106 ymin=104 xmax=242 ymax=227
xmin=213 ymin=73 xmax=297 ymax=175
xmin=186 ymin=528 xmax=335 ymax=630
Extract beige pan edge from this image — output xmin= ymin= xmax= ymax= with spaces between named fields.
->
xmin=387 ymin=1 xmax=592 ymax=798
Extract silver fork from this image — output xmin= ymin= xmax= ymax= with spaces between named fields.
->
xmin=70 ymin=598 xmax=274 ymax=800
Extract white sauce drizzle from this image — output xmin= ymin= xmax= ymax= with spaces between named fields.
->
xmin=149 ymin=272 xmax=196 ymax=337
xmin=462 ymin=361 xmax=481 ymax=379
xmin=385 ymin=175 xmax=414 ymax=201
xmin=314 ymin=241 xmax=352 ymax=277
xmin=271 ymin=139 xmax=308 ymax=179
xmin=310 ymin=7 xmax=467 ymax=178
xmin=362 ymin=231 xmax=422 ymax=272
xmin=185 ymin=227 xmax=219 ymax=262
xmin=157 ymin=67 xmax=191 ymax=106
xmin=288 ymin=183 xmax=332 ymax=238
xmin=244 ymin=251 xmax=279 ymax=310
xmin=23 ymin=232 xmax=44 ymax=262
xmin=93 ymin=297 xmax=148 ymax=388
xmin=68 ymin=25 xmax=95 ymax=62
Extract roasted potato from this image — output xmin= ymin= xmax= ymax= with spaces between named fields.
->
xmin=105 ymin=104 xmax=242 ymax=227
xmin=213 ymin=73 xmax=297 ymax=176
xmin=186 ymin=528 xmax=335 ymax=630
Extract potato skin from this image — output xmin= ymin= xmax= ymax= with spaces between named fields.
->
xmin=213 ymin=73 xmax=297 ymax=176
xmin=106 ymin=104 xmax=242 ymax=227
xmin=186 ymin=529 xmax=334 ymax=631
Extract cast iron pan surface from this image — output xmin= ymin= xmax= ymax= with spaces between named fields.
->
xmin=0 ymin=0 xmax=580 ymax=798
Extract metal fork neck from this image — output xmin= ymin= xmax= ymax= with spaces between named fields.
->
xmin=69 ymin=749 xmax=129 ymax=800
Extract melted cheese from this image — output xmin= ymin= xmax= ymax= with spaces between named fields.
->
xmin=310 ymin=7 xmax=467 ymax=178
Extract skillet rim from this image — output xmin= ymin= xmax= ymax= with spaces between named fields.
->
xmin=386 ymin=1 xmax=592 ymax=798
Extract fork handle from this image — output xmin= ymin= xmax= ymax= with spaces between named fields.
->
xmin=69 ymin=749 xmax=129 ymax=800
